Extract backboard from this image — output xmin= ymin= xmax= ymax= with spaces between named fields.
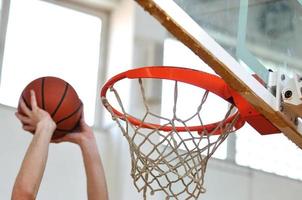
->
xmin=135 ymin=0 xmax=302 ymax=148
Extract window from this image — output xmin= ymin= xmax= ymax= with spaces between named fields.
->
xmin=236 ymin=124 xmax=302 ymax=180
xmin=0 ymin=0 xmax=102 ymax=125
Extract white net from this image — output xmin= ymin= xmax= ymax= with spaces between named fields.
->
xmin=102 ymin=78 xmax=240 ymax=200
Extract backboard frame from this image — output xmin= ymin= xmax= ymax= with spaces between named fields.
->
xmin=135 ymin=0 xmax=302 ymax=148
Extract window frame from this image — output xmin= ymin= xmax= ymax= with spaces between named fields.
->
xmin=0 ymin=0 xmax=10 ymax=87
xmin=0 ymin=0 xmax=110 ymax=129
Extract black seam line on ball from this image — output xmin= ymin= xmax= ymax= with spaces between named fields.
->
xmin=55 ymin=125 xmax=79 ymax=132
xmin=57 ymin=113 xmax=82 ymax=132
xmin=68 ymin=113 xmax=82 ymax=131
xmin=56 ymin=103 xmax=82 ymax=125
xmin=51 ymin=82 xmax=69 ymax=118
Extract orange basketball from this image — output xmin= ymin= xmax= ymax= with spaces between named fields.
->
xmin=18 ymin=77 xmax=83 ymax=140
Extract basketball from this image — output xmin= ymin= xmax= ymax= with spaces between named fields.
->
xmin=18 ymin=77 xmax=83 ymax=140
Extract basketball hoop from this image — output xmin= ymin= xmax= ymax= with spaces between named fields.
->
xmin=101 ymin=66 xmax=247 ymax=199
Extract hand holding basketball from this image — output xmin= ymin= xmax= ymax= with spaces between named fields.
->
xmin=15 ymin=90 xmax=56 ymax=133
xmin=52 ymin=113 xmax=95 ymax=146
xmin=17 ymin=76 xmax=83 ymax=140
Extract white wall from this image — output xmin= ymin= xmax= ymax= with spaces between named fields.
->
xmin=204 ymin=159 xmax=302 ymax=200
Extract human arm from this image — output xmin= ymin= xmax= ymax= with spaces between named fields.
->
xmin=53 ymin=117 xmax=108 ymax=200
xmin=12 ymin=90 xmax=56 ymax=200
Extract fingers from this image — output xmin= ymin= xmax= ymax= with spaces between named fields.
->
xmin=80 ymin=117 xmax=86 ymax=127
xmin=19 ymin=99 xmax=31 ymax=116
xmin=79 ymin=119 xmax=90 ymax=133
xmin=15 ymin=112 xmax=31 ymax=124
xmin=80 ymin=110 xmax=90 ymax=127
xmin=30 ymin=90 xmax=38 ymax=109
xmin=78 ymin=110 xmax=85 ymax=125
xmin=80 ymin=109 xmax=85 ymax=121
xmin=76 ymin=110 xmax=89 ymax=131
xmin=22 ymin=125 xmax=35 ymax=132
xmin=15 ymin=112 xmax=35 ymax=132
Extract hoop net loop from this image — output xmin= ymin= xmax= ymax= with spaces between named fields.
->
xmin=101 ymin=66 xmax=245 ymax=199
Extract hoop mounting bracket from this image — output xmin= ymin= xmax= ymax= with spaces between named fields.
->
xmin=230 ymin=88 xmax=280 ymax=135
xmin=268 ymin=70 xmax=302 ymax=129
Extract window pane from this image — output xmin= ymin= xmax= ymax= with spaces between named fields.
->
xmin=0 ymin=0 xmax=102 ymax=125
xmin=236 ymin=123 xmax=302 ymax=180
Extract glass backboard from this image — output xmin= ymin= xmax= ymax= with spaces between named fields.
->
xmin=135 ymin=0 xmax=302 ymax=148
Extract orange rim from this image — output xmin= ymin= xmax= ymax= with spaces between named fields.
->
xmin=101 ymin=66 xmax=246 ymax=135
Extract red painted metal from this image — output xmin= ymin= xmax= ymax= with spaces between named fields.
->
xmin=101 ymin=66 xmax=280 ymax=135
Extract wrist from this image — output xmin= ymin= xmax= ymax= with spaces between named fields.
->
xmin=78 ymin=134 xmax=96 ymax=149
xmin=36 ymin=120 xmax=56 ymax=133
